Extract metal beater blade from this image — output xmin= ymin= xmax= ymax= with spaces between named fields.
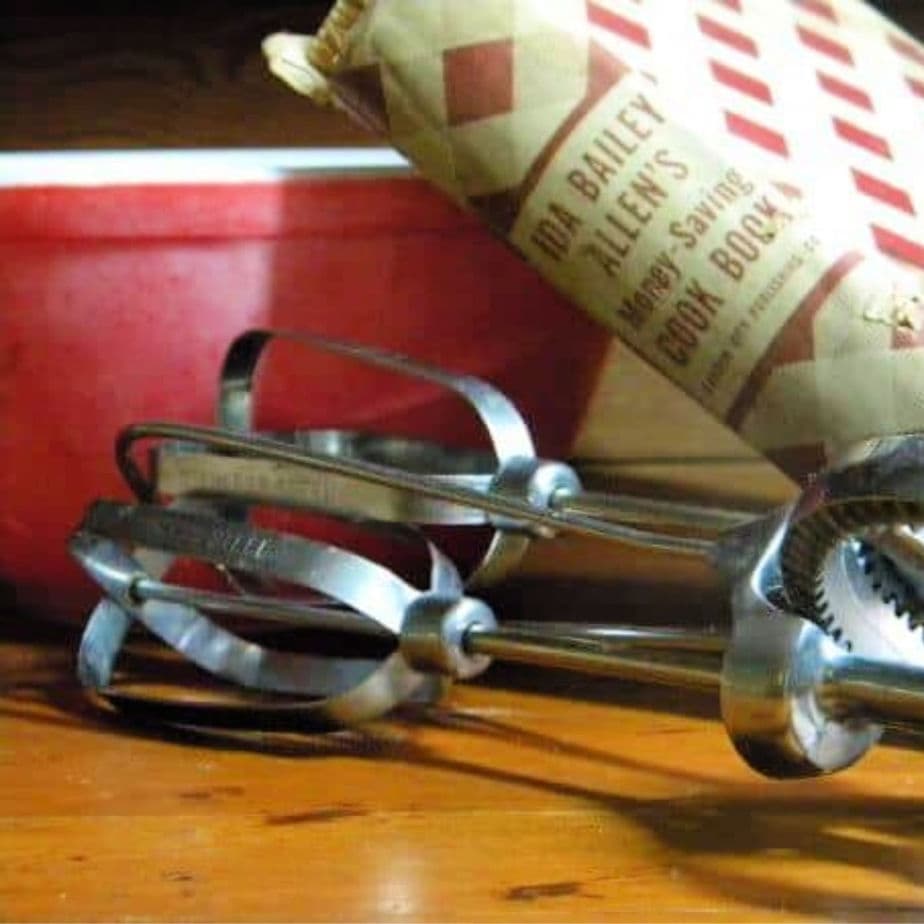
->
xmin=143 ymin=328 xmax=763 ymax=588
xmin=139 ymin=328 xmax=924 ymax=672
xmin=70 ymin=499 xmax=924 ymax=780
xmin=68 ymin=327 xmax=924 ymax=782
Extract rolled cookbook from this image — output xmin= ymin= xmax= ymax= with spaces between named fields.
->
xmin=265 ymin=0 xmax=924 ymax=483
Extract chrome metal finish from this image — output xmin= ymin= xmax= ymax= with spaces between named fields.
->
xmin=73 ymin=530 xmax=391 ymax=697
xmin=68 ymin=328 xmax=924 ymax=782
xmin=830 ymin=657 xmax=924 ymax=727
xmin=130 ymin=576 xmax=388 ymax=635
xmin=156 ymin=433 xmax=497 ymax=526
xmin=119 ymin=422 xmax=723 ymax=558
xmin=217 ymin=329 xmax=539 ymax=586
xmin=806 ymin=539 xmax=923 ymax=663
xmin=722 ymin=519 xmax=882 ymax=778
xmin=487 ymin=456 xmax=583 ymax=539
xmin=509 ymin=624 xmax=728 ymax=653
xmin=722 ymin=610 xmax=882 ymax=778
xmin=781 ymin=434 xmax=924 ymax=664
xmin=466 ymin=626 xmax=721 ymax=691
xmin=554 ymin=489 xmax=754 ymax=533
xmin=871 ymin=525 xmax=924 ymax=594
xmin=144 ymin=329 xmax=763 ymax=589
xmin=159 ymin=435 xmax=755 ymax=535
xmin=72 ymin=501 xmax=472 ymax=728
xmin=68 ymin=496 xmax=924 ymax=780
xmin=218 ymin=330 xmax=535 ymax=454
xmin=401 ymin=595 xmax=497 ymax=680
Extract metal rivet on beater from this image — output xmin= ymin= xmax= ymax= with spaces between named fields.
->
xmin=400 ymin=593 xmax=498 ymax=680
xmin=488 ymin=456 xmax=583 ymax=538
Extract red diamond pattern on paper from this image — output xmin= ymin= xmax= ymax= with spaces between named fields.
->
xmin=327 ymin=0 xmax=924 ymax=272
xmin=444 ymin=39 xmax=515 ymax=126
xmin=309 ymin=0 xmax=924 ymax=471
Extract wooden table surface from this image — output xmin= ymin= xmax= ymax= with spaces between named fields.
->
xmin=5 ymin=620 xmax=924 ymax=922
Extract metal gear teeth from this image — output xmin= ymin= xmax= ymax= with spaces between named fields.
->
xmin=856 ymin=542 xmax=924 ymax=631
xmin=782 ymin=498 xmax=924 ymax=622
xmin=782 ymin=499 xmax=924 ymax=653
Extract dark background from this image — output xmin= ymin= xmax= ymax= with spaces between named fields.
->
xmin=2 ymin=1 xmax=922 ymax=149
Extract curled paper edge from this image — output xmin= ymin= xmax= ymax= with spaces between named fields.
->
xmin=262 ymin=32 xmax=333 ymax=105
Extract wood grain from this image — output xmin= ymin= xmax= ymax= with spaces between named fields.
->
xmin=4 ymin=626 xmax=924 ymax=921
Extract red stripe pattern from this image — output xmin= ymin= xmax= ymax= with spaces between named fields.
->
xmin=725 ymin=111 xmax=789 ymax=156
xmin=697 ymin=15 xmax=759 ymax=56
xmin=817 ymin=72 xmax=873 ymax=110
xmin=622 ymin=0 xmax=924 ymax=274
xmin=852 ymin=169 xmax=916 ymax=214
xmin=798 ymin=26 xmax=854 ymax=65
xmin=793 ymin=0 xmax=837 ymax=23
xmin=833 ymin=117 xmax=892 ymax=158
xmin=787 ymin=12 xmax=924 ymax=268
xmin=710 ymin=60 xmax=772 ymax=102
xmin=890 ymin=34 xmax=924 ymax=68
xmin=699 ymin=13 xmax=793 ymax=159
xmin=588 ymin=4 xmax=651 ymax=49
xmin=873 ymin=226 xmax=924 ymax=270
